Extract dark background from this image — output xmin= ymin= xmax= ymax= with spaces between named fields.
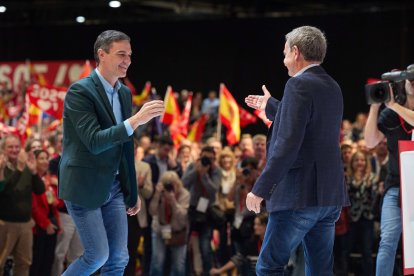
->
xmin=1 ymin=2 xmax=413 ymax=134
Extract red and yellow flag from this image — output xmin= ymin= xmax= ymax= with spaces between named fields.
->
xmin=178 ymin=92 xmax=193 ymax=137
xmin=219 ymin=84 xmax=240 ymax=145
xmin=78 ymin=60 xmax=93 ymax=80
xmin=161 ymin=86 xmax=183 ymax=146
xmin=132 ymin=82 xmax=151 ymax=106
xmin=187 ymin=114 xmax=208 ymax=142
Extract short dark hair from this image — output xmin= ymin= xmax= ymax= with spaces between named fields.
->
xmin=158 ymin=136 xmax=174 ymax=147
xmin=94 ymin=30 xmax=130 ymax=65
xmin=201 ymin=146 xmax=215 ymax=156
xmin=241 ymin=157 xmax=259 ymax=170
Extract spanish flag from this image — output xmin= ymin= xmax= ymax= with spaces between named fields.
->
xmin=219 ymin=84 xmax=240 ymax=145
xmin=132 ymin=82 xmax=151 ymax=106
xmin=187 ymin=114 xmax=207 ymax=142
xmin=161 ymin=86 xmax=184 ymax=146
xmin=161 ymin=86 xmax=180 ymax=125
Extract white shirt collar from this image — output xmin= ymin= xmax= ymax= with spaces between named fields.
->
xmin=293 ymin=63 xmax=320 ymax=77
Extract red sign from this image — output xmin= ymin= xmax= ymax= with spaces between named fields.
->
xmin=0 ymin=60 xmax=95 ymax=90
xmin=27 ymin=84 xmax=67 ymax=119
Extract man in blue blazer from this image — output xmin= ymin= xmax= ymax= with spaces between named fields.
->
xmin=59 ymin=30 xmax=164 ymax=275
xmin=245 ymin=26 xmax=349 ymax=275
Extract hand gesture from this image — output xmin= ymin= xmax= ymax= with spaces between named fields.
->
xmin=130 ymin=100 xmax=165 ymax=129
xmin=127 ymin=196 xmax=141 ymax=216
xmin=16 ymin=150 xmax=28 ymax=171
xmin=0 ymin=153 xmax=6 ymax=181
xmin=155 ymin=182 xmax=164 ymax=194
xmin=26 ymin=151 xmax=37 ymax=175
xmin=245 ymin=85 xmax=271 ymax=111
xmin=46 ymin=223 xmax=58 ymax=235
xmin=246 ymin=192 xmax=263 ymax=214
xmin=385 ymin=83 xmax=396 ymax=109
xmin=195 ymin=159 xmax=209 ymax=176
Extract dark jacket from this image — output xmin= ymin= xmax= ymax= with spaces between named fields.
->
xmin=252 ymin=66 xmax=349 ymax=212
xmin=59 ymin=70 xmax=137 ymax=209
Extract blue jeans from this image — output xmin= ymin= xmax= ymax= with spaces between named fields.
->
xmin=376 ymin=187 xmax=402 ymax=276
xmin=256 ymin=206 xmax=341 ymax=276
xmin=63 ymin=181 xmax=129 ymax=276
xmin=149 ymin=231 xmax=187 ymax=276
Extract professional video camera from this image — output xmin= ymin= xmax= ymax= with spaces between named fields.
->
xmin=365 ymin=64 xmax=414 ymax=105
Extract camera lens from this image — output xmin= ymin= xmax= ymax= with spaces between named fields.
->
xmin=201 ymin=156 xmax=211 ymax=166
xmin=164 ymin=182 xmax=174 ymax=192
xmin=242 ymin=168 xmax=251 ymax=176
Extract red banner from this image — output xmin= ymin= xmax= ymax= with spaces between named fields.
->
xmin=0 ymin=60 xmax=95 ymax=90
xmin=27 ymin=84 xmax=67 ymax=119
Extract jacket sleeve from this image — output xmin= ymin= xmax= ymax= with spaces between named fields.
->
xmin=182 ymin=163 xmax=197 ymax=190
xmin=64 ymin=82 xmax=131 ymax=155
xmin=171 ymin=188 xmax=190 ymax=231
xmin=139 ymin=164 xmax=153 ymax=200
xmin=148 ymin=191 xmax=161 ymax=217
xmin=252 ymin=77 xmax=312 ymax=199
xmin=32 ymin=193 xmax=51 ymax=230
xmin=265 ymin=97 xmax=281 ymax=120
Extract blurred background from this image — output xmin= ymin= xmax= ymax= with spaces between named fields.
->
xmin=0 ymin=0 xmax=413 ymax=127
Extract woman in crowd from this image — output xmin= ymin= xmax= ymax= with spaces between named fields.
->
xmin=30 ymin=149 xmax=60 ymax=276
xmin=148 ymin=171 xmax=190 ymax=276
xmin=210 ymin=212 xmax=268 ymax=276
xmin=176 ymin=144 xmax=193 ymax=174
xmin=346 ymin=150 xmax=378 ymax=276
xmin=216 ymin=149 xmax=236 ymax=265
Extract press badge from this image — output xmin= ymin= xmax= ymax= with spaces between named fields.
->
xmin=196 ymin=197 xmax=209 ymax=213
xmin=233 ymin=213 xmax=243 ymax=229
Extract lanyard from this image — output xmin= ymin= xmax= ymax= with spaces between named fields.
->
xmin=399 ymin=116 xmax=413 ymax=134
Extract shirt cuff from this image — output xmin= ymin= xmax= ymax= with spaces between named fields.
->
xmin=123 ymin=120 xmax=134 ymax=136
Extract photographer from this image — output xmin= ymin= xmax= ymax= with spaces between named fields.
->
xmin=365 ymin=76 xmax=414 ymax=276
xmin=148 ymin=171 xmax=190 ymax=276
xmin=227 ymin=157 xmax=260 ymax=254
xmin=182 ymin=146 xmax=221 ymax=275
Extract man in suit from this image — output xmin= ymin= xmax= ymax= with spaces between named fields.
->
xmin=59 ymin=30 xmax=164 ymax=275
xmin=245 ymin=26 xmax=349 ymax=275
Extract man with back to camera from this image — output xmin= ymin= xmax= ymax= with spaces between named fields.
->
xmin=245 ymin=26 xmax=349 ymax=275
xmin=58 ymin=30 xmax=164 ymax=275
xmin=365 ymin=75 xmax=414 ymax=276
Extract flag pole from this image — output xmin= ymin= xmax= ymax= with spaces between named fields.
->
xmin=217 ymin=84 xmax=222 ymax=143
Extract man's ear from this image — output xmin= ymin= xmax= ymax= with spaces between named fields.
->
xmin=97 ymin=48 xmax=105 ymax=63
xmin=293 ymin=45 xmax=301 ymax=61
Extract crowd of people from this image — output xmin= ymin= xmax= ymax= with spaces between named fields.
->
xmin=1 ymin=25 xmax=412 ymax=276
xmin=0 ymin=109 xmax=405 ymax=276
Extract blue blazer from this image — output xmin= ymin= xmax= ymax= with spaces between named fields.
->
xmin=59 ymin=70 xmax=137 ymax=209
xmin=252 ymin=66 xmax=349 ymax=212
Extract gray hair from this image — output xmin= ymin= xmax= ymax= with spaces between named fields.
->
xmin=93 ymin=30 xmax=130 ymax=65
xmin=285 ymin=26 xmax=327 ymax=63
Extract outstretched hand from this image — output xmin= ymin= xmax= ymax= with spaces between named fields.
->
xmin=245 ymin=85 xmax=271 ymax=111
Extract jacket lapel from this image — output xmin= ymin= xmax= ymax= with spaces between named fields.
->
xmin=91 ymin=70 xmax=117 ymax=124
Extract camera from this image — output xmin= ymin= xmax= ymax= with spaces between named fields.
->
xmin=365 ymin=64 xmax=414 ymax=105
xmin=164 ymin=182 xmax=174 ymax=192
xmin=200 ymin=156 xmax=212 ymax=167
xmin=242 ymin=168 xmax=251 ymax=176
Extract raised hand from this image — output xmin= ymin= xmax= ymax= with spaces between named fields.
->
xmin=26 ymin=151 xmax=37 ymax=175
xmin=245 ymin=85 xmax=271 ymax=111
xmin=129 ymin=100 xmax=165 ymax=129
